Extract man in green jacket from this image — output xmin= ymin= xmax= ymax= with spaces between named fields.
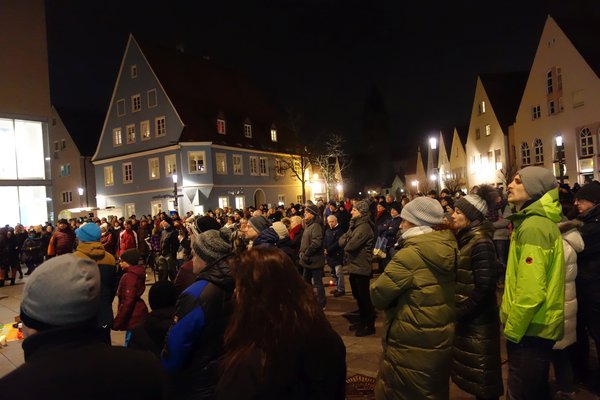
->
xmin=501 ymin=166 xmax=564 ymax=400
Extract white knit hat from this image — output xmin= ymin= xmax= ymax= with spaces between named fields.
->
xmin=272 ymin=221 xmax=289 ymax=239
xmin=400 ymin=197 xmax=444 ymax=227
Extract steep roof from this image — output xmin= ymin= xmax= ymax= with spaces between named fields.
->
xmin=134 ymin=36 xmax=296 ymax=153
xmin=54 ymin=106 xmax=104 ymax=156
xmin=553 ymin=16 xmax=600 ymax=80
xmin=479 ymin=71 xmax=528 ymax=135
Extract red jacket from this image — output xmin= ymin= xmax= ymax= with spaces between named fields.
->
xmin=48 ymin=228 xmax=75 ymax=256
xmin=118 ymin=229 xmax=138 ymax=256
xmin=113 ymin=265 xmax=148 ymax=331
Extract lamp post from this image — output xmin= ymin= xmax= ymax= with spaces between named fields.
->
xmin=172 ymin=173 xmax=178 ymax=211
xmin=555 ymin=135 xmax=565 ymax=184
xmin=77 ymin=187 xmax=84 ymax=208
xmin=429 ymin=136 xmax=439 ymax=194
xmin=412 ymin=179 xmax=419 ymax=194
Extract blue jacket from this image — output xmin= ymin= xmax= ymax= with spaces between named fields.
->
xmin=161 ymin=256 xmax=234 ymax=399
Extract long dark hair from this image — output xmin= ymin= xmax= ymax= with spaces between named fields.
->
xmin=221 ymin=247 xmax=331 ymax=380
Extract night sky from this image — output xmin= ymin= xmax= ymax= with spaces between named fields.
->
xmin=45 ymin=0 xmax=599 ymax=164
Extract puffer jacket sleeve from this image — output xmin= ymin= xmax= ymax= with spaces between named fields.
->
xmin=370 ymin=249 xmax=414 ymax=310
xmin=113 ymin=273 xmax=138 ymax=330
xmin=456 ymin=239 xmax=497 ymax=322
xmin=504 ymin=223 xmax=552 ymax=344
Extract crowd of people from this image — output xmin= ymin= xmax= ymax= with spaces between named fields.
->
xmin=1 ymin=165 xmax=600 ymax=399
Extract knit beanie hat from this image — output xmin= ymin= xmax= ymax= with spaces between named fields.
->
xmin=192 ymin=228 xmax=232 ymax=264
xmin=248 ymin=215 xmax=271 ymax=233
xmin=120 ymin=248 xmax=140 ymax=266
xmin=75 ymin=222 xmax=101 ymax=243
xmin=354 ymin=200 xmax=370 ymax=216
xmin=400 ymin=197 xmax=444 ymax=227
xmin=195 ymin=216 xmax=222 ymax=233
xmin=148 ymin=280 xmax=177 ymax=310
xmin=20 ymin=254 xmax=100 ymax=330
xmin=389 ymin=202 xmax=402 ymax=213
xmin=518 ymin=166 xmax=558 ymax=199
xmin=305 ymin=204 xmax=320 ymax=216
xmin=272 ymin=221 xmax=289 ymax=239
xmin=575 ymin=181 xmax=600 ymax=204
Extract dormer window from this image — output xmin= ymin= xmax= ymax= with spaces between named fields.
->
xmin=478 ymin=101 xmax=486 ymax=115
xmin=244 ymin=119 xmax=252 ymax=138
xmin=217 ymin=118 xmax=226 ymax=135
xmin=131 ymin=64 xmax=138 ymax=78
xmin=270 ymin=124 xmax=277 ymax=142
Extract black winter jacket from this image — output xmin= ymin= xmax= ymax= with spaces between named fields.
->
xmin=324 ymin=224 xmax=344 ymax=267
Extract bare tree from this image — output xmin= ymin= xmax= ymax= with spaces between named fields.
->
xmin=442 ymin=176 xmax=466 ymax=194
xmin=311 ymin=134 xmax=351 ymax=200
xmin=274 ymin=152 xmax=310 ymax=204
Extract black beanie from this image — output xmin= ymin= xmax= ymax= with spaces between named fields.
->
xmin=575 ymin=182 xmax=600 ymax=204
xmin=149 ymin=280 xmax=177 ymax=310
xmin=120 ymin=248 xmax=140 ymax=266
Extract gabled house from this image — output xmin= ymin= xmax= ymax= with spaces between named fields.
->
xmin=92 ymin=35 xmax=302 ymax=217
xmin=50 ymin=106 xmax=102 ymax=220
xmin=405 ymin=146 xmax=427 ymax=195
xmin=465 ymin=72 xmax=528 ymax=188
xmin=0 ymin=0 xmax=53 ymax=226
xmin=513 ymin=15 xmax=600 ymax=184
xmin=448 ymin=127 xmax=468 ymax=192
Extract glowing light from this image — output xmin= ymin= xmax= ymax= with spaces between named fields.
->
xmin=429 ymin=137 xmax=437 ymax=150
xmin=77 ymin=187 xmax=84 ymax=196
xmin=555 ymin=135 xmax=563 ymax=147
xmin=172 ymin=173 xmax=178 ymax=183
xmin=412 ymin=180 xmax=418 ymax=187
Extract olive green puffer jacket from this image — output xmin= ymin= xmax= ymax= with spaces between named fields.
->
xmin=451 ymin=221 xmax=503 ymax=398
xmin=370 ymin=229 xmax=458 ymax=400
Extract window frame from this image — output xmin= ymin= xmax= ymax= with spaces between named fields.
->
xmin=270 ymin=128 xmax=278 ymax=142
xmin=521 ymin=142 xmax=531 ymax=166
xmin=215 ymin=152 xmax=227 ymax=175
xmin=165 ymin=154 xmax=177 ymax=176
xmin=188 ymin=151 xmax=207 ymax=174
xmin=218 ymin=196 xmax=229 ymax=208
xmin=116 ymin=99 xmax=126 ymax=117
xmin=148 ymin=157 xmax=160 ymax=180
xmin=61 ymin=191 xmax=73 ymax=204
xmin=534 ymin=138 xmax=544 ymax=164
xmin=217 ymin=118 xmax=226 ymax=135
xmin=131 ymin=94 xmax=142 ymax=113
xmin=155 ymin=116 xmax=166 ymax=137
xmin=147 ymin=89 xmax=157 ymax=108
xmin=259 ymin=157 xmax=268 ymax=176
xmin=122 ymin=162 xmax=133 ymax=184
xmin=580 ymin=127 xmax=594 ymax=157
xmin=244 ymin=123 xmax=252 ymax=138
xmin=59 ymin=163 xmax=71 ymax=177
xmin=485 ymin=124 xmax=491 ymax=136
xmin=233 ymin=154 xmax=243 ymax=175
xmin=141 ymin=120 xmax=150 ymax=141
xmin=249 ymin=156 xmax=259 ymax=176
xmin=104 ymin=165 xmax=114 ymax=186
xmin=126 ymin=124 xmax=136 ymax=144
xmin=113 ymin=127 xmax=122 ymax=147
xmin=130 ymin=65 xmax=138 ymax=79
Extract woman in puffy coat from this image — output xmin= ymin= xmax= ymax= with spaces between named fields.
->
xmin=370 ymin=197 xmax=458 ymax=399
xmin=450 ymin=185 xmax=503 ymax=399
xmin=551 ymin=219 xmax=584 ymax=398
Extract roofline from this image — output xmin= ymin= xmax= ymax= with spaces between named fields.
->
xmin=92 ymin=144 xmax=181 ymax=165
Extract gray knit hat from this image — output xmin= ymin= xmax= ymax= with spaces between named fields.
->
xmin=272 ymin=221 xmax=289 ymax=239
xmin=354 ymin=200 xmax=370 ymax=216
xmin=248 ymin=215 xmax=271 ymax=233
xmin=192 ymin=228 xmax=232 ymax=264
xmin=305 ymin=204 xmax=320 ymax=216
xmin=518 ymin=166 xmax=557 ymax=199
xmin=455 ymin=195 xmax=487 ymax=223
xmin=20 ymin=254 xmax=100 ymax=330
xmin=400 ymin=197 xmax=444 ymax=227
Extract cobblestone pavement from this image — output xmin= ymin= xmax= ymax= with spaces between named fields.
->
xmin=1 ymin=269 xmax=598 ymax=399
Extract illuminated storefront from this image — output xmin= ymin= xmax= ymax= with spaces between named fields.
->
xmin=0 ymin=118 xmax=51 ymax=226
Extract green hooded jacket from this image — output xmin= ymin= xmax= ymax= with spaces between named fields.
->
xmin=500 ymin=187 xmax=565 ymax=343
xmin=370 ymin=229 xmax=458 ymax=400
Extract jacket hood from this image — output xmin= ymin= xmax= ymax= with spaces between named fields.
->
xmin=126 ymin=264 xmax=146 ymax=279
xmin=509 ymin=187 xmax=562 ymax=226
xmin=254 ymin=227 xmax=280 ymax=246
xmin=456 ymin=220 xmax=494 ymax=247
xmin=560 ymin=223 xmax=585 ymax=254
xmin=76 ymin=242 xmax=114 ymax=265
xmin=351 ymin=214 xmax=374 ymax=230
xmin=404 ymin=229 xmax=457 ymax=275
xmin=197 ymin=256 xmax=234 ymax=290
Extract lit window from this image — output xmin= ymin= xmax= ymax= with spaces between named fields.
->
xmin=216 ymin=153 xmax=227 ymax=174
xmin=235 ymin=196 xmax=245 ymax=209
xmin=53 ymin=140 xmax=59 ymax=152
xmin=233 ymin=154 xmax=243 ymax=175
xmin=104 ymin=166 xmax=114 ymax=186
xmin=277 ymin=194 xmax=285 ymax=205
xmin=188 ymin=151 xmax=206 ymax=173
xmin=218 ymin=196 xmax=229 ymax=208
xmin=59 ymin=164 xmax=71 ymax=177
xmin=548 ymin=101 xmax=556 ymax=115
xmin=485 ymin=124 xmax=491 ymax=136
xmin=126 ymin=124 xmax=136 ymax=143
xmin=117 ymin=99 xmax=126 ymax=116
xmin=275 ymin=159 xmax=283 ymax=176
xmin=147 ymin=89 xmax=157 ymax=108
xmin=217 ymin=119 xmax=226 ymax=134
xmin=479 ymin=101 xmax=486 ymax=114
xmin=521 ymin=142 xmax=531 ymax=166
xmin=259 ymin=157 xmax=268 ymax=175
xmin=113 ymin=128 xmax=122 ymax=146
xmin=131 ymin=94 xmax=141 ymax=112
xmin=534 ymin=138 xmax=544 ymax=164
xmin=131 ymin=65 xmax=137 ymax=78
xmin=122 ymin=162 xmax=133 ymax=183
xmin=155 ymin=116 xmax=166 ymax=137
xmin=532 ymin=105 xmax=541 ymax=120
xmin=270 ymin=126 xmax=277 ymax=142
xmin=580 ymin=127 xmax=594 ymax=156
xmin=249 ymin=156 xmax=259 ymax=176
xmin=244 ymin=122 xmax=252 ymax=138
xmin=141 ymin=120 xmax=150 ymax=140
xmin=148 ymin=158 xmax=160 ymax=180
xmin=165 ymin=154 xmax=177 ymax=176
xmin=547 ymin=70 xmax=553 ymax=94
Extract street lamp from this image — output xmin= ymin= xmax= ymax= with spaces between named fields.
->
xmin=429 ymin=137 xmax=437 ymax=150
xmin=412 ymin=179 xmax=419 ymax=193
xmin=555 ymin=135 xmax=565 ymax=184
xmin=78 ymin=187 xmax=84 ymax=208
xmin=429 ymin=137 xmax=439 ymax=193
xmin=172 ymin=173 xmax=178 ymax=211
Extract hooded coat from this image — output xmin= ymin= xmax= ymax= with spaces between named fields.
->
xmin=500 ymin=188 xmax=565 ymax=344
xmin=113 ymin=265 xmax=149 ymax=331
xmin=451 ymin=221 xmax=503 ymax=398
xmin=370 ymin=229 xmax=458 ymax=400
xmin=299 ymin=217 xmax=324 ymax=270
